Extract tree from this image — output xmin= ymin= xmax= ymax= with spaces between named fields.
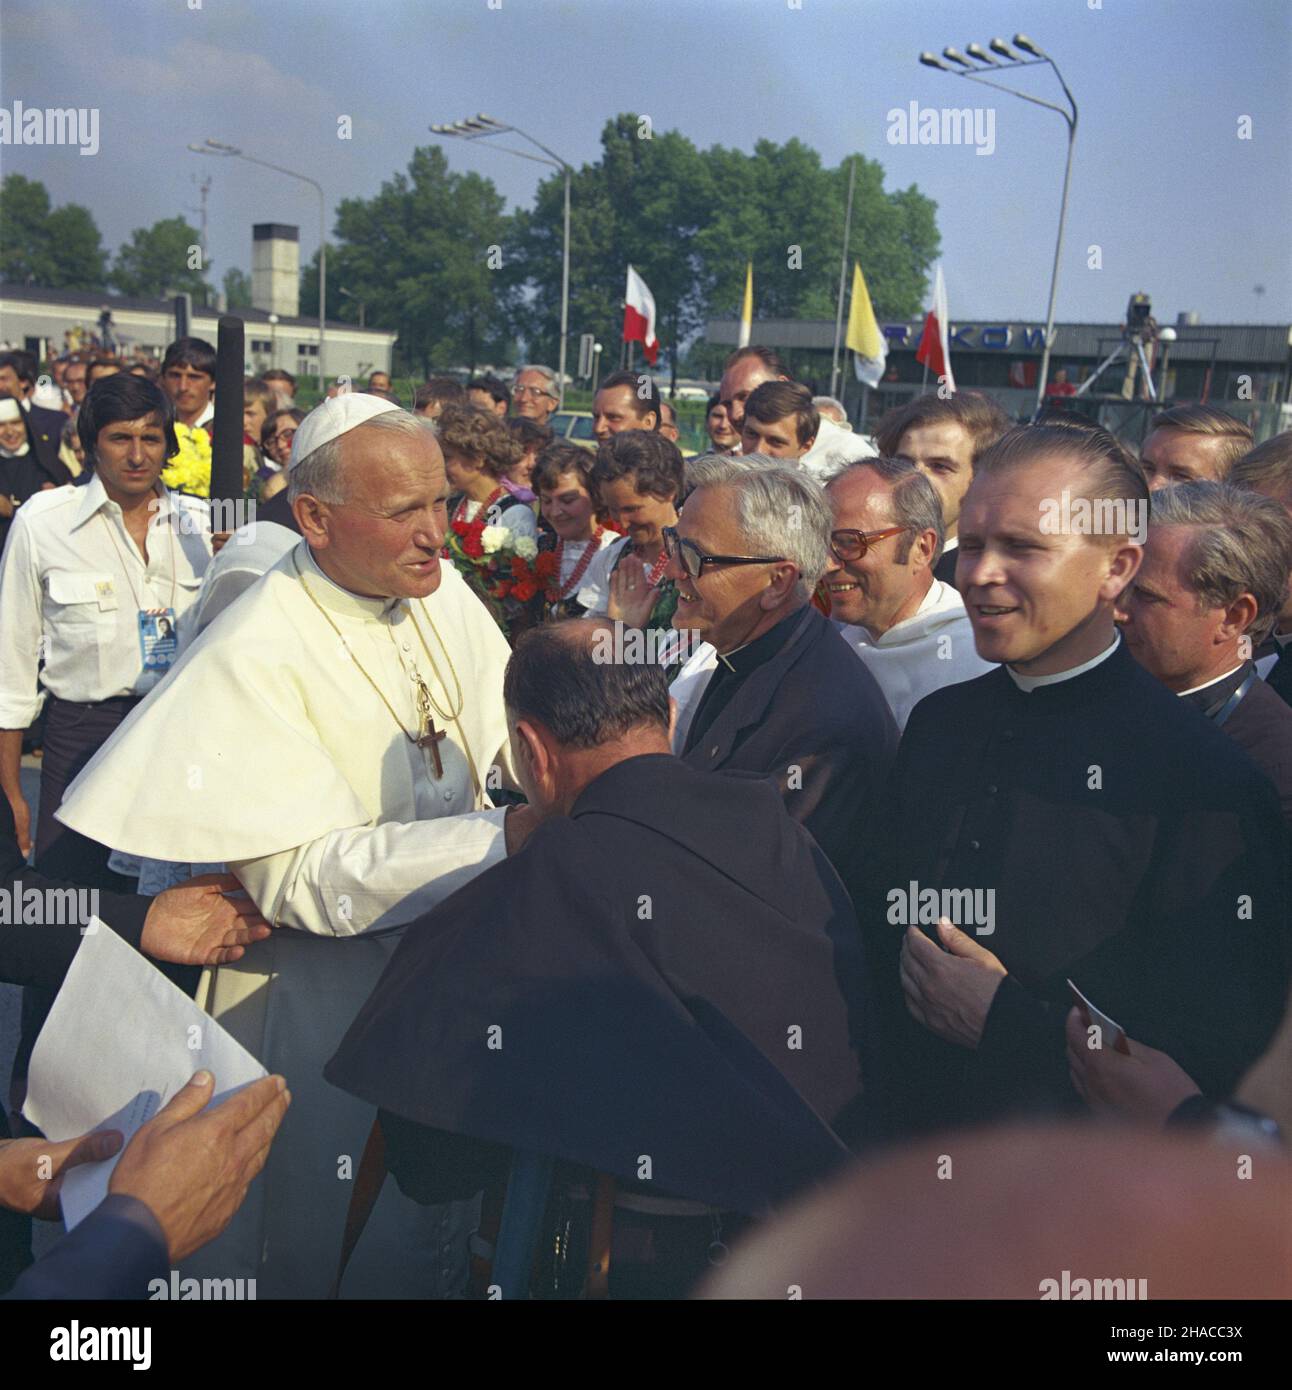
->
xmin=299 ymin=146 xmax=519 ymax=377
xmin=111 ymin=217 xmax=211 ymax=301
xmin=0 ymin=174 xmax=108 ymax=289
xmin=223 ymin=267 xmax=252 ymax=309
xmin=508 ymin=117 xmax=940 ymax=390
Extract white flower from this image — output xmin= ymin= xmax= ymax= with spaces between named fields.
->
xmin=480 ymin=525 xmax=507 ymax=554
xmin=513 ymin=536 xmax=538 ymax=560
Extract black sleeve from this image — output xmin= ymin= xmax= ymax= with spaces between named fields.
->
xmin=380 ymin=1110 xmax=511 ymax=1206
xmin=1 ymin=786 xmax=151 ymax=989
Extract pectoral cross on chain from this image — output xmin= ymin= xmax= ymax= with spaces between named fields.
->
xmin=413 ymin=673 xmax=446 ymax=779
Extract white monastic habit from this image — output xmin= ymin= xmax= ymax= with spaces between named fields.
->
xmin=798 ymin=414 xmax=877 ymax=484
xmin=835 ymin=579 xmax=994 ymax=730
xmin=56 ymin=406 xmax=518 ymax=1297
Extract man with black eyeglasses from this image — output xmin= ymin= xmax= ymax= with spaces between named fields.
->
xmin=664 ymin=460 xmax=897 ymax=900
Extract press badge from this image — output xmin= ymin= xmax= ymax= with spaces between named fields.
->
xmin=138 ymin=608 xmax=178 ymax=671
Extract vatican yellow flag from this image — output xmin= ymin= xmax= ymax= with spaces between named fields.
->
xmin=737 ymin=261 xmax=753 ymax=348
xmin=845 ymin=261 xmax=887 ymax=387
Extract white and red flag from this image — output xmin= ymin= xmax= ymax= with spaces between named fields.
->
xmin=915 ymin=262 xmax=955 ymax=393
xmin=623 ymin=264 xmax=660 ymax=365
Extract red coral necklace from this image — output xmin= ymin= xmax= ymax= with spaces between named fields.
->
xmin=550 ymin=526 xmax=606 ymax=600
xmin=453 ymin=486 xmax=505 ymax=527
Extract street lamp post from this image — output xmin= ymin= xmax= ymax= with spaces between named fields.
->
xmin=188 ymin=139 xmax=327 ymax=386
xmin=430 ymin=114 xmax=572 ymax=410
xmin=918 ymin=34 xmax=1077 ymax=417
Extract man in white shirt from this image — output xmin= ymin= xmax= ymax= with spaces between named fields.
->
xmin=874 ymin=391 xmax=1011 ymax=589
xmin=0 ymin=374 xmax=211 ymax=884
xmin=57 ymin=395 xmax=532 ymax=1297
xmin=824 ymin=458 xmax=992 ymax=729
xmin=0 ymin=373 xmax=211 ymax=1117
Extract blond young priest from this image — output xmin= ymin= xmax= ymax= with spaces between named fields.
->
xmin=57 ymin=395 xmax=532 ymax=1297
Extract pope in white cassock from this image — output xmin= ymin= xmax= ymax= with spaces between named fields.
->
xmin=57 ymin=395 xmax=527 ymax=1297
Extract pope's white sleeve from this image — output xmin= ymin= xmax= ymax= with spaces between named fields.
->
xmin=230 ymin=806 xmax=509 ymax=937
xmin=0 ymin=514 xmax=46 ymax=729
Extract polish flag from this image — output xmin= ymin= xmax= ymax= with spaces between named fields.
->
xmin=623 ymin=264 xmax=659 ymax=365
xmin=915 ymin=263 xmax=955 ymax=393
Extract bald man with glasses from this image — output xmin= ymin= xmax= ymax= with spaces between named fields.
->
xmin=825 ymin=458 xmax=993 ymax=729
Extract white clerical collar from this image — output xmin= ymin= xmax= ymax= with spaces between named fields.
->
xmin=296 ymin=541 xmax=403 ymax=620
xmin=1007 ymin=632 xmax=1121 ymax=692
xmin=1176 ymin=662 xmax=1246 ymax=698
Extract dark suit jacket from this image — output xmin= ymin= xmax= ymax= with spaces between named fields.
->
xmin=24 ymin=404 xmax=72 ymax=487
xmin=2 ymin=1196 xmax=167 ymax=1300
xmin=1266 ymin=647 xmax=1292 ymax=707
xmin=679 ymin=603 xmax=898 ymax=901
xmin=933 ymin=545 xmax=959 ymax=589
xmin=0 ymin=785 xmax=150 ymax=990
xmin=1215 ymin=668 xmax=1292 ymax=830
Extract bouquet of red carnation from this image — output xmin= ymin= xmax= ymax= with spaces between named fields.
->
xmin=443 ymin=519 xmax=551 ymax=642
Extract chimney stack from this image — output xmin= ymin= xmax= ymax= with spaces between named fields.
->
xmin=252 ymin=223 xmax=300 ymax=318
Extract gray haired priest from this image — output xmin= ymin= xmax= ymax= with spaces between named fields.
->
xmin=57 ymin=393 xmax=527 ymax=1297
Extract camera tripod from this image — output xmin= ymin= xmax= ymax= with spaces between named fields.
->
xmin=1075 ymin=333 xmax=1159 ymax=402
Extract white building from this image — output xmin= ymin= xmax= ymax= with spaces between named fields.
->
xmin=0 ymin=224 xmax=396 ymax=383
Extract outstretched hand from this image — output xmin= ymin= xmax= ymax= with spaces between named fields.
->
xmin=140 ymin=872 xmax=272 ymax=966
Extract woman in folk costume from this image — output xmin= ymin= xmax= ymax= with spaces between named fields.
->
xmin=533 ymin=440 xmax=619 ymax=622
xmin=438 ymin=403 xmax=539 ymax=546
xmin=577 ymin=430 xmax=685 ymax=646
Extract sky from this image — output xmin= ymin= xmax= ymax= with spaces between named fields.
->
xmin=1 ymin=0 xmax=1290 ymax=330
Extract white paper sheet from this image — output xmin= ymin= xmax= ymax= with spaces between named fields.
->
xmin=23 ymin=919 xmax=267 ymax=1230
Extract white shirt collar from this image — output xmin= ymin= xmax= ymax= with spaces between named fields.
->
xmin=1176 ymin=662 xmax=1246 ymax=698
xmin=71 ymin=472 xmax=176 ymax=531
xmin=941 ymin=535 xmax=959 ymax=553
xmin=192 ymin=401 xmax=215 ymax=430
xmin=295 ymin=541 xmax=404 ymax=621
xmin=1007 ymin=632 xmax=1121 ymax=692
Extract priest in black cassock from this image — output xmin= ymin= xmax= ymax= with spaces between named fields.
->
xmin=327 ymin=619 xmax=867 ymax=1297
xmin=861 ymin=426 xmax=1291 ymax=1142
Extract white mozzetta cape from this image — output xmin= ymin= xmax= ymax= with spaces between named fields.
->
xmin=58 ymin=541 xmax=515 ymax=925
xmin=56 ymin=542 xmax=516 ymax=1297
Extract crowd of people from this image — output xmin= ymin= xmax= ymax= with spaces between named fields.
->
xmin=0 ymin=332 xmax=1289 ymax=1302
